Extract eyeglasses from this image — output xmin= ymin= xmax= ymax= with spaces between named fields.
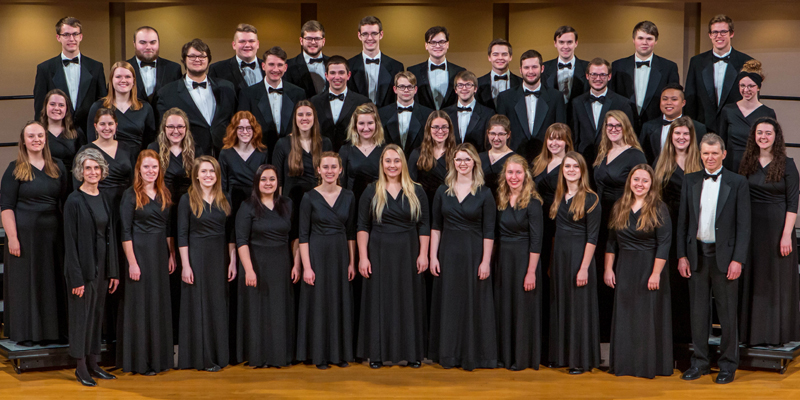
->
xmin=59 ymin=32 xmax=81 ymax=39
xmin=237 ymin=126 xmax=254 ymax=132
xmin=186 ymin=55 xmax=208 ymax=61
xmin=359 ymin=32 xmax=380 ymax=39
xmin=395 ymin=85 xmax=415 ymax=92
xmin=606 ymin=123 xmax=623 ymax=131
xmin=302 ymin=37 xmax=324 ymax=43
xmin=427 ymin=40 xmax=448 ymax=47
xmin=456 ymin=83 xmax=475 ymax=89
xmin=710 ymin=30 xmax=730 ymax=37
xmin=454 ymin=158 xmax=473 ymax=164
xmin=588 ymin=73 xmax=609 ymax=79
xmin=165 ymin=125 xmax=186 ymax=131
xmin=739 ymin=84 xmax=758 ymax=90
xmin=488 ymin=132 xmax=509 ymax=137
xmin=431 ymin=125 xmax=449 ymax=132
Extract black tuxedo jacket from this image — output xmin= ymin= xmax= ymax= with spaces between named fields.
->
xmin=542 ymin=57 xmax=590 ymax=127
xmin=407 ymin=60 xmax=465 ymax=110
xmin=571 ymin=90 xmax=635 ymax=164
xmin=677 ymin=168 xmax=750 ymax=273
xmin=309 ymin=90 xmax=372 ymax=152
xmin=684 ymin=48 xmax=752 ymax=133
xmin=285 ymin=53 xmax=330 ymax=99
xmin=34 ymin=54 xmax=107 ymax=133
xmin=443 ymin=102 xmax=495 ymax=152
xmin=378 ymin=103 xmax=433 ymax=156
xmin=495 ymin=85 xmax=566 ymax=161
xmin=609 ymin=54 xmax=680 ymax=131
xmin=208 ymin=56 xmax=265 ymax=97
xmin=347 ymin=53 xmax=404 ymax=108
xmin=127 ymin=56 xmax=182 ymax=112
xmin=237 ymin=80 xmax=306 ymax=158
xmin=476 ymin=71 xmax=522 ymax=111
xmin=156 ymin=76 xmax=237 ymax=155
xmin=640 ymin=117 xmax=706 ymax=163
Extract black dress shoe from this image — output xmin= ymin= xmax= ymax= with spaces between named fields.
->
xmin=143 ymin=370 xmax=157 ymax=376
xmin=409 ymin=361 xmax=422 ymax=368
xmin=715 ymin=370 xmax=735 ymax=384
xmin=369 ymin=361 xmax=382 ymax=369
xmin=508 ymin=365 xmax=522 ymax=371
xmin=316 ymin=364 xmax=329 ymax=370
xmin=205 ymin=365 xmax=221 ymax=372
xmin=336 ymin=362 xmax=350 ymax=368
xmin=568 ymin=368 xmax=584 ymax=375
xmin=90 ymin=367 xmax=116 ymax=380
xmin=546 ymin=362 xmax=559 ymax=368
xmin=75 ymin=371 xmax=97 ymax=387
xmin=680 ymin=366 xmax=709 ymax=381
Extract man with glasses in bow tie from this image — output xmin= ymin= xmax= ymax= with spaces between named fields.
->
xmin=407 ymin=26 xmax=465 ymax=111
xmin=444 ymin=71 xmax=495 ymax=152
xmin=347 ymin=16 xmax=404 ymax=108
xmin=34 ymin=16 xmax=107 ymax=133
xmin=310 ymin=56 xmax=372 ymax=151
xmin=127 ymin=26 xmax=182 ymax=111
xmin=476 ymin=39 xmax=521 ymax=111
xmin=379 ymin=71 xmax=433 ymax=156
xmin=286 ymin=20 xmax=330 ymax=99
xmin=209 ymin=23 xmax=265 ymax=97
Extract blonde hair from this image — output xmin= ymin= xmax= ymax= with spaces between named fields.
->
xmin=550 ymin=151 xmax=598 ymax=220
xmin=609 ymin=164 xmax=663 ymax=232
xmin=346 ymin=104 xmax=385 ymax=147
xmin=444 ymin=143 xmax=484 ymax=197
xmin=594 ymin=110 xmax=642 ymax=166
xmin=187 ymin=156 xmax=230 ymax=218
xmin=371 ymin=145 xmax=421 ymax=223
xmin=654 ymin=116 xmax=702 ymax=188
xmin=496 ymin=154 xmax=542 ymax=211
xmin=103 ymin=61 xmax=143 ymax=111
xmin=156 ymin=108 xmax=196 ymax=177
xmin=531 ymin=123 xmax=574 ymax=176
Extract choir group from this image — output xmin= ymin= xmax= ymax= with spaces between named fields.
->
xmin=3 ymin=12 xmax=799 ymax=387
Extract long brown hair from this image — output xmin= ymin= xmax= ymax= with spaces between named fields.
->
xmin=594 ymin=110 xmax=642 ymax=166
xmin=133 ymin=149 xmax=172 ymax=211
xmin=483 ymin=114 xmax=512 ymax=151
xmin=550 ymin=151 xmax=598 ymax=220
xmin=14 ymin=121 xmax=60 ymax=181
xmin=531 ymin=122 xmax=574 ymax=176
xmin=609 ymin=164 xmax=663 ymax=232
xmin=654 ymin=116 xmax=702 ymax=187
xmin=187 ymin=156 xmax=230 ymax=218
xmin=497 ymin=154 xmax=542 ymax=210
xmin=157 ymin=108 xmax=196 ymax=176
xmin=102 ymin=61 xmax=143 ymax=111
xmin=289 ymin=100 xmax=324 ymax=177
xmin=739 ymin=117 xmax=786 ymax=182
xmin=417 ymin=111 xmax=456 ymax=172
xmin=222 ymin=110 xmax=267 ymax=151
xmin=39 ymin=89 xmax=78 ymax=140
xmin=372 ymin=145 xmax=421 ymax=223
xmin=346 ymin=103 xmax=385 ymax=147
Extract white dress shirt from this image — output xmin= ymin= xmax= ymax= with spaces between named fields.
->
xmin=329 ymin=87 xmax=348 ymax=123
xmin=397 ymin=101 xmax=414 ymax=149
xmin=457 ymin=99 xmax=476 ymax=142
xmin=184 ymin=75 xmax=216 ymax=125
xmin=713 ymin=48 xmax=732 ymax=104
xmin=660 ymin=114 xmax=682 ymax=148
xmin=304 ymin=52 xmax=327 ymax=94
xmin=266 ymin=79 xmax=283 ymax=129
xmin=557 ymin=56 xmax=575 ymax=103
xmin=592 ymin=88 xmax=608 ymax=130
xmin=524 ymin=83 xmax=541 ymax=134
xmin=363 ymin=51 xmax=381 ymax=103
xmin=490 ymin=71 xmax=511 ymax=101
xmin=697 ymin=167 xmax=722 ymax=243
xmin=428 ymin=59 xmax=448 ymax=109
xmin=61 ymin=52 xmax=81 ymax=109
xmin=634 ymin=54 xmax=653 ymax=114
xmin=237 ymin=56 xmax=262 ymax=87
xmin=137 ymin=58 xmax=157 ymax=97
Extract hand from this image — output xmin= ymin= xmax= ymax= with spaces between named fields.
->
xmin=348 ymin=264 xmax=356 ymax=281
xmin=182 ymin=266 xmax=194 ymax=284
xmin=291 ymin=264 xmax=301 ymax=284
xmin=430 ymin=257 xmax=440 ymax=277
xmin=416 ymin=254 xmax=429 ymax=274
xmin=603 ymin=268 xmax=615 ymax=288
xmin=129 ymin=264 xmax=141 ymax=281
xmin=168 ymin=253 xmax=176 ymax=274
xmin=72 ymin=285 xmax=85 ymax=297
xmin=781 ymin=233 xmax=793 ymax=257
xmin=678 ymin=257 xmax=691 ymax=278
xmin=108 ymin=279 xmax=119 ymax=294
xmin=576 ymin=268 xmax=588 ymax=287
xmin=648 ymin=273 xmax=661 ymax=290
xmin=228 ymin=261 xmax=237 ymax=282
xmin=359 ymin=258 xmax=372 ymax=278
xmin=523 ymin=271 xmax=536 ymax=291
xmin=304 ymin=267 xmax=316 ymax=286
xmin=7 ymin=237 xmax=20 ymax=257
xmin=477 ymin=261 xmax=490 ymax=280
xmin=245 ymin=269 xmax=257 ymax=287
xmin=727 ymin=261 xmax=742 ymax=280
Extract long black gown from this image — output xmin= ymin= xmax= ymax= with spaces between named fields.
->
xmin=740 ymin=158 xmax=800 ymax=345
xmin=408 ymin=149 xmax=448 ymax=220
xmin=273 ymin=136 xmax=333 ymax=229
xmin=494 ymin=197 xmax=544 ymax=370
xmin=607 ymin=204 xmax=673 ymax=378
xmin=718 ymin=103 xmax=776 ymax=173
xmin=296 ymin=189 xmax=357 ymax=366
xmin=1 ymin=160 xmax=67 ymax=343
xmin=48 ymin=130 xmax=81 ymax=192
xmin=87 ymin=101 xmax=156 ymax=160
xmin=549 ymin=193 xmax=601 ymax=371
xmin=219 ymin=147 xmax=269 ymax=216
xmin=479 ymin=151 xmax=515 ymax=196
xmin=339 ymin=143 xmax=384 ymax=203
xmin=429 ymin=184 xmax=497 ymax=370
xmin=118 ymin=187 xmax=173 ymax=374
xmin=235 ymin=199 xmax=296 ymax=367
xmin=356 ymin=183 xmax=430 ymax=364
xmin=534 ymin=164 xmax=561 ymax=359
xmin=593 ymin=147 xmax=646 ymax=342
xmin=177 ymin=194 xmax=234 ymax=370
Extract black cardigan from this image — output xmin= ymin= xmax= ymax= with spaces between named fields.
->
xmin=63 ymin=189 xmax=119 ymax=289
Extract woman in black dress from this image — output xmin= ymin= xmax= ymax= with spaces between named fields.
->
xmin=548 ymin=151 xmax=600 ymax=374
xmin=40 ymin=89 xmax=81 ymax=192
xmin=593 ymin=110 xmax=646 ymax=342
xmin=604 ymin=164 xmax=673 ymax=378
xmin=87 ymin=61 xmax=156 ymax=159
xmin=177 ymin=156 xmax=236 ymax=371
xmin=653 ymin=117 xmax=702 ymax=345
xmin=429 ymin=143 xmax=497 ymax=371
xmin=356 ymin=144 xmax=430 ymax=369
xmin=340 ymin=103 xmax=385 ymax=203
xmin=64 ymin=148 xmax=120 ymax=386
xmin=738 ymin=117 xmax=800 ymax=346
xmin=1 ymin=121 xmax=68 ymax=346
xmin=478 ymin=115 xmax=516 ymax=195
xmin=118 ymin=150 xmax=174 ymax=375
xmin=719 ymin=60 xmax=776 ymax=172
xmin=408 ymin=111 xmax=456 ymax=217
xmin=297 ymin=152 xmax=357 ymax=369
xmin=220 ymin=111 xmax=269 ymax=216
xmin=494 ymin=154 xmax=543 ymax=371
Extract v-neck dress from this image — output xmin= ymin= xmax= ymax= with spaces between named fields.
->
xmin=479 ymin=150 xmax=516 ymax=196
xmin=219 ymin=147 xmax=268 ymax=216
xmin=339 ymin=143 xmax=384 ymax=204
xmin=718 ymin=103 xmax=776 ymax=173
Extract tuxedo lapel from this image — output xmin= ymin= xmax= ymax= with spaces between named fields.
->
xmin=692 ymin=178 xmax=703 ymax=225
xmin=584 ymin=99 xmax=596 ymax=131
xmin=77 ymin=63 xmax=93 ymax=107
xmin=132 ymin=61 xmax=146 ymax=96
xmin=385 ymin=112 xmax=401 ymax=143
xmin=466 ymin=110 xmax=482 ymax=138
xmin=642 ymin=60 xmax=662 ymax=113
xmin=719 ymin=64 xmax=738 ymax=110
xmin=210 ymin=78 xmax=224 ymax=123
xmin=514 ymin=95 xmax=531 ymax=138
xmin=715 ymin=173 xmax=731 ymax=221
xmin=339 ymin=94 xmax=358 ymax=126
xmin=351 ymin=56 xmax=368 ymax=94
xmin=407 ymin=111 xmax=423 ymax=146
xmin=256 ymin=88 xmax=275 ymax=128
xmin=701 ymin=60 xmax=716 ymax=108
xmin=53 ymin=62 xmax=70 ymax=104
xmin=176 ymin=81 xmax=208 ymax=127
xmin=377 ymin=65 xmax=393 ymax=103
xmin=228 ymin=58 xmax=246 ymax=89
xmin=531 ymin=97 xmax=550 ymax=139
xmin=280 ymin=94 xmax=295 ymax=135
xmin=155 ymin=58 xmax=167 ymax=90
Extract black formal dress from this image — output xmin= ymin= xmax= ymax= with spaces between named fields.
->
xmin=87 ymin=101 xmax=157 ymax=160
xmin=177 ymin=194 xmax=234 ymax=370
xmin=219 ymin=148 xmax=269 ymax=216
xmin=309 ymin=90 xmax=372 ymax=152
xmin=209 ymin=57 xmax=265 ymax=96
xmin=443 ymin=102 xmax=495 ymax=152
xmin=378 ymin=102 xmax=433 ymax=155
xmin=273 ymin=136 xmax=333 ymax=230
xmin=118 ymin=188 xmax=173 ymax=374
xmin=495 ymin=86 xmax=567 ymax=161
xmin=407 ymin=150 xmax=448 ymax=221
xmin=339 ymin=143 xmax=384 ymax=203
xmin=347 ymin=53 xmax=405 ymax=108
xmin=1 ymin=160 xmax=67 ymax=343
xmin=607 ymin=204 xmax=673 ymax=378
xmin=235 ymin=199 xmax=296 ymax=367
xmin=478 ymin=151 xmax=515 ymax=195
xmin=476 ymin=71 xmax=522 ymax=111
xmin=296 ymin=189 xmax=357 ymax=366
xmin=549 ymin=193 xmax=601 ymax=371
xmin=640 ymin=117 xmax=706 ymax=164
xmin=128 ymin=56 xmax=183 ymax=112
xmin=494 ymin=198 xmax=544 ymax=370
xmin=684 ymin=48 xmax=752 ymax=133
xmin=48 ymin=130 xmax=82 ymax=189
xmin=740 ymin=158 xmax=800 ymax=345
xmin=285 ymin=53 xmax=330 ymax=99
xmin=718 ymin=104 xmax=777 ymax=173
xmin=429 ymin=185 xmax=497 ymax=370
xmin=77 ymin=143 xmax=133 ymax=221
xmin=407 ymin=61 xmax=465 ymax=110
xmin=356 ymin=183 xmax=430 ymax=364
xmin=571 ymin=90 xmax=636 ymax=167
xmin=609 ymin=55 xmax=680 ymax=131
xmin=534 ymin=164 xmax=560 ymax=358
xmin=237 ymin=80 xmax=306 ymax=160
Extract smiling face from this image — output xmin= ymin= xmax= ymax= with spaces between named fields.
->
xmin=455 ymin=78 xmax=477 ymax=104
xmin=629 ymin=169 xmax=652 ymax=199
xmin=488 ymin=44 xmax=512 ymax=73
xmin=197 ymin=161 xmax=217 ymax=189
xmin=605 ymin=116 xmax=623 ymax=143
xmin=700 ymin=142 xmax=726 ymax=172
xmin=300 ymin=30 xmax=325 ymax=57
xmin=295 ymin=106 xmax=315 ymax=133
xmin=755 ymin=122 xmax=776 ymax=152
xmin=672 ymin=126 xmax=691 ymax=152
xmin=317 ymin=156 xmax=341 ymax=184
xmin=57 ymin=24 xmax=82 ymax=54
xmin=326 ymin=63 xmax=351 ymax=93
xmin=382 ymin=149 xmax=402 ymax=180
xmin=587 ymin=64 xmax=610 ymax=92
xmin=633 ymin=30 xmax=657 ymax=58
xmin=140 ymin=156 xmax=160 ymax=185
xmin=430 ymin=117 xmax=450 ymax=144
xmin=562 ymin=157 xmax=581 ymax=183
xmin=112 ymin=67 xmax=134 ymax=95
xmin=739 ymin=76 xmax=759 ymax=101
xmin=165 ymin=115 xmax=187 ymax=146
xmin=262 ymin=54 xmax=287 ymax=86
xmin=82 ymin=159 xmax=102 ymax=185
xmin=520 ymin=57 xmax=543 ymax=87
xmin=555 ymin=32 xmax=578 ymax=61
xmin=46 ymin=94 xmax=68 ymax=122
xmin=425 ymin=32 xmax=449 ymax=60
xmin=358 ymin=24 xmax=383 ymax=53
xmin=24 ymin=124 xmax=46 ymax=154
xmin=709 ymin=22 xmax=733 ymax=53
xmin=95 ymin=115 xmax=117 ymax=140
xmin=185 ymin=47 xmax=209 ymax=76
xmin=547 ymin=134 xmax=567 ymax=157
xmin=259 ymin=168 xmax=278 ymax=196
xmin=233 ymin=31 xmax=259 ymax=62
xmin=487 ymin=125 xmax=510 ymax=150
xmin=134 ymin=29 xmax=159 ymax=62
xmin=236 ymin=118 xmax=253 ymax=145
xmin=356 ymin=114 xmax=376 ymax=141
xmin=660 ymin=88 xmax=685 ymax=119
xmin=505 ymin=161 xmax=525 ymax=191
xmin=453 ymin=150 xmax=475 ymax=177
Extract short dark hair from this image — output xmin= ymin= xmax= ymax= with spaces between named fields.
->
xmin=454 ymin=70 xmax=478 ymax=87
xmin=325 ymin=55 xmax=350 ymax=73
xmin=425 ymin=26 xmax=449 ymax=43
xmin=301 ymin=20 xmax=325 ymax=38
xmin=133 ymin=26 xmax=159 ymax=42
xmin=359 ymin=16 xmax=382 ymax=32
xmin=181 ymin=39 xmax=212 ymax=65
xmin=262 ymin=46 xmax=287 ymax=62
xmin=708 ymin=14 xmax=734 ymax=33
xmin=519 ymin=50 xmax=543 ymax=67
xmin=56 ymin=17 xmax=81 ymax=35
xmin=661 ymin=82 xmax=685 ymax=96
xmin=554 ymin=26 xmax=578 ymax=42
xmin=586 ymin=57 xmax=611 ymax=75
xmin=487 ymin=38 xmax=512 ymax=56
xmin=633 ymin=21 xmax=659 ymax=40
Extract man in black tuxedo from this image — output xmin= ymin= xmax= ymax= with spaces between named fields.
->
xmin=685 ymin=15 xmax=752 ymax=134
xmin=476 ymin=39 xmax=521 ymax=111
xmin=378 ymin=71 xmax=433 ymax=157
xmin=238 ymin=46 xmax=305 ymax=161
xmin=310 ymin=56 xmax=372 ymax=151
xmin=677 ymin=133 xmax=750 ymax=384
xmin=610 ymin=21 xmax=680 ymax=132
xmin=407 ymin=26 xmax=465 ymax=110
xmin=444 ymin=71 xmax=495 ymax=152
xmin=640 ymin=83 xmax=707 ymax=163
xmin=127 ymin=26 xmax=182 ymax=114
xmin=571 ymin=58 xmax=635 ymax=165
xmin=286 ymin=20 xmax=329 ymax=99
xmin=541 ymin=26 xmax=590 ymax=124
xmin=347 ymin=16 xmax=404 ymax=109
xmin=156 ymin=39 xmax=236 ymax=156
xmin=34 ymin=17 xmax=107 ymax=133
xmin=209 ymin=23 xmax=265 ymax=96
xmin=496 ymin=49 xmax=566 ymax=161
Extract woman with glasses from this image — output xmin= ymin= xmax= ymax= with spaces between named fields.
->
xmin=478 ymin=115 xmax=516 ymax=195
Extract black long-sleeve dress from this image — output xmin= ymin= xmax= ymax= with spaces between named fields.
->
xmin=607 ymin=203 xmax=673 ymax=378
xmin=429 ymin=184 xmax=497 ymax=370
xmin=117 ymin=188 xmax=173 ymax=374
xmin=296 ymin=188 xmax=357 ymax=366
xmin=549 ymin=193 xmax=601 ymax=371
xmin=740 ymin=158 xmax=800 ymax=345
xmin=356 ymin=183 xmax=430 ymax=364
xmin=408 ymin=149 xmax=448 ymax=221
xmin=494 ymin=197 xmax=544 ymax=370
xmin=718 ymin=104 xmax=776 ymax=173
xmin=177 ymin=194 xmax=234 ymax=370
xmin=273 ymin=136 xmax=333 ymax=229
xmin=339 ymin=143 xmax=384 ymax=203
xmin=49 ymin=130 xmax=81 ymax=192
xmin=479 ymin=151 xmax=515 ymax=195
xmin=219 ymin=147 xmax=269 ymax=216
xmin=235 ymin=198 xmax=296 ymax=367
xmin=1 ymin=160 xmax=67 ymax=343
xmin=534 ymin=164 xmax=560 ymax=357
xmin=87 ymin=101 xmax=156 ymax=160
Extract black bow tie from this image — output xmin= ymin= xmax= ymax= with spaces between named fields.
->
xmin=636 ymin=60 xmax=651 ymax=68
xmin=192 ymin=81 xmax=207 ymax=89
xmin=494 ymin=74 xmax=508 ymax=81
xmin=457 ymin=107 xmax=472 ymax=112
xmin=524 ymin=90 xmax=541 ymax=98
xmin=140 ymin=60 xmax=156 ymax=68
xmin=308 ymin=57 xmax=324 ymax=64
xmin=62 ymin=57 xmax=79 ymax=67
xmin=328 ymin=92 xmax=344 ymax=101
xmin=714 ymin=55 xmax=730 ymax=63
xmin=365 ymin=58 xmax=380 ymax=65
xmin=558 ymin=62 xmax=572 ymax=70
xmin=430 ymin=63 xmax=446 ymax=71
xmin=703 ymin=171 xmax=722 ymax=182
xmin=268 ymin=87 xmax=283 ymax=95
xmin=240 ymin=61 xmax=256 ymax=70
xmin=590 ymin=95 xmax=606 ymax=104
xmin=397 ymin=106 xmax=413 ymax=113
xmin=662 ymin=119 xmax=675 ymax=126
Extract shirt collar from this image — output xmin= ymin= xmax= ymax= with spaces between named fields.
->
xmin=592 ymin=88 xmax=608 ymax=97
xmin=714 ymin=48 xmax=733 ymax=58
xmin=664 ymin=113 xmax=683 ymax=122
xmin=136 ymin=57 xmax=156 ymax=68
xmin=523 ymin=82 xmax=542 ymax=92
xmin=61 ymin=52 xmax=81 ymax=62
xmin=265 ymin=79 xmax=283 ymax=91
xmin=705 ymin=167 xmax=723 ymax=175
xmin=329 ymin=87 xmax=348 ymax=98
xmin=363 ymin=51 xmax=382 ymax=61
xmin=635 ymin=53 xmax=654 ymax=63
xmin=185 ymin=74 xmax=209 ymax=87
xmin=236 ymin=55 xmax=258 ymax=67
xmin=303 ymin=52 xmax=324 ymax=64
xmin=397 ymin=101 xmax=415 ymax=108
xmin=491 ymin=70 xmax=510 ymax=79
xmin=458 ymin=99 xmax=476 ymax=109
xmin=558 ymin=56 xmax=576 ymax=66
xmin=428 ymin=58 xmax=447 ymax=69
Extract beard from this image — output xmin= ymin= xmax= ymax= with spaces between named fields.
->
xmin=136 ymin=49 xmax=158 ymax=63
